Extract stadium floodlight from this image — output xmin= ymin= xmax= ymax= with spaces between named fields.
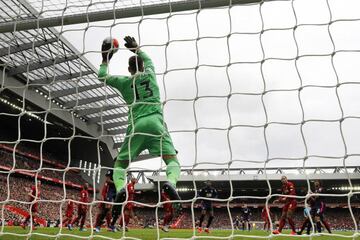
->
xmin=1 ymin=0 xmax=360 ymax=239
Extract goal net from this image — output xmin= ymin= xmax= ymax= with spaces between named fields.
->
xmin=0 ymin=0 xmax=360 ymax=239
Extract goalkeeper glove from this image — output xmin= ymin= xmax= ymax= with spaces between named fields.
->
xmin=124 ymin=36 xmax=138 ymax=53
xmin=101 ymin=39 xmax=114 ymax=63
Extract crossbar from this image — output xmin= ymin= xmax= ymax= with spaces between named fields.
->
xmin=0 ymin=0 xmax=260 ymax=33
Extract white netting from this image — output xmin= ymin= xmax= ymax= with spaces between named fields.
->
xmin=0 ymin=0 xmax=360 ymax=239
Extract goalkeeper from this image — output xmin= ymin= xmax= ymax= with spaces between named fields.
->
xmin=98 ymin=36 xmax=181 ymax=212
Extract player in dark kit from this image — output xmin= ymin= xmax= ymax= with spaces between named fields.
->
xmin=110 ymin=178 xmax=139 ymax=232
xmin=98 ymin=36 xmax=181 ymax=215
xmin=298 ymin=180 xmax=331 ymax=235
xmin=21 ymin=180 xmax=41 ymax=230
xmin=197 ymin=181 xmax=218 ymax=234
xmin=311 ymin=180 xmax=331 ymax=233
xmin=68 ymin=183 xmax=89 ymax=231
xmin=241 ymin=205 xmax=251 ymax=231
xmin=94 ymin=170 xmax=116 ymax=232
xmin=161 ymin=190 xmax=174 ymax=232
xmin=62 ymin=200 xmax=75 ymax=227
xmin=272 ymin=176 xmax=297 ymax=235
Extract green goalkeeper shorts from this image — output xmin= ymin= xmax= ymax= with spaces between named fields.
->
xmin=117 ymin=113 xmax=176 ymax=161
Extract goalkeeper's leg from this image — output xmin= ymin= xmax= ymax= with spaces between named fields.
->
xmin=113 ymin=123 xmax=142 ymax=193
xmin=113 ymin=159 xmax=129 ymax=195
xmin=162 ymin=155 xmax=181 ymax=201
xmin=163 ymin=155 xmax=180 ymax=187
xmin=146 ymin=115 xmax=181 ymax=201
xmin=113 ymin=132 xmax=143 ymax=203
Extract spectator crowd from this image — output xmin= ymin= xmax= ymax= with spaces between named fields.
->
xmin=0 ymin=144 xmax=358 ymax=231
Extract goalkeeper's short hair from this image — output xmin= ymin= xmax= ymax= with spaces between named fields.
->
xmin=129 ymin=55 xmax=144 ymax=73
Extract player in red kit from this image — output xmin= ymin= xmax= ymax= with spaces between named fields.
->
xmin=62 ymin=200 xmax=75 ymax=227
xmin=161 ymin=190 xmax=174 ymax=232
xmin=21 ymin=180 xmax=41 ymax=229
xmin=272 ymin=176 xmax=297 ymax=235
xmin=110 ymin=178 xmax=139 ymax=232
xmin=94 ymin=170 xmax=116 ymax=232
xmin=68 ymin=183 xmax=89 ymax=231
xmin=261 ymin=205 xmax=272 ymax=231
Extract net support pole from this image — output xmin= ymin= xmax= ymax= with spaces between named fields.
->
xmin=0 ymin=0 xmax=261 ymax=33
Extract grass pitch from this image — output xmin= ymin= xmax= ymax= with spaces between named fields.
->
xmin=0 ymin=227 xmax=359 ymax=240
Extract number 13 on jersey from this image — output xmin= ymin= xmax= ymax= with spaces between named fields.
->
xmin=131 ymin=80 xmax=153 ymax=100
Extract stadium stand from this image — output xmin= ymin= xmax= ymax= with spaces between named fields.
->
xmin=1 ymin=170 xmax=359 ymax=231
xmin=0 ymin=141 xmax=98 ymax=227
xmin=0 ymin=143 xmax=87 ymax=186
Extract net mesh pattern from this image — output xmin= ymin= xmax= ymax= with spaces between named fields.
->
xmin=0 ymin=0 xmax=360 ymax=239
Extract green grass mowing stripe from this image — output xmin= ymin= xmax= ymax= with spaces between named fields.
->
xmin=0 ymin=227 xmax=359 ymax=240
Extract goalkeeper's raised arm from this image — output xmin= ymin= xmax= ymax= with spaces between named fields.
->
xmin=123 ymin=36 xmax=154 ymax=74
xmin=97 ymin=37 xmax=126 ymax=88
xmin=124 ymin=36 xmax=154 ymax=73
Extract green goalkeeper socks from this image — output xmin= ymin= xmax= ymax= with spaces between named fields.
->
xmin=113 ymin=156 xmax=180 ymax=192
xmin=164 ymin=156 xmax=180 ymax=186
xmin=113 ymin=160 xmax=127 ymax=192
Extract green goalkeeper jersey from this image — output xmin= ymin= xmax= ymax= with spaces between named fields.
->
xmin=98 ymin=51 xmax=162 ymax=123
